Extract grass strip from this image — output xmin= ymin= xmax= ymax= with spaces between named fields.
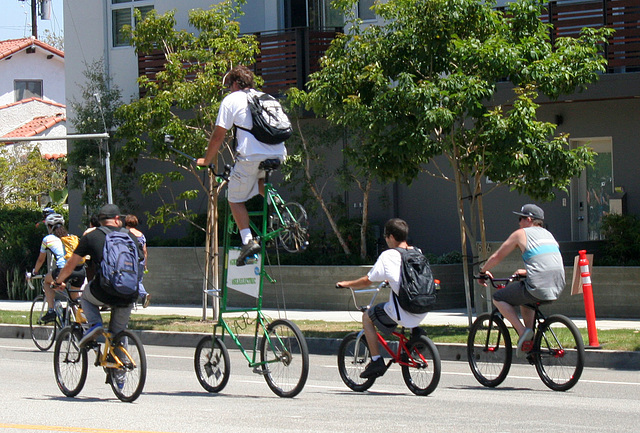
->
xmin=2 ymin=309 xmax=638 ymax=352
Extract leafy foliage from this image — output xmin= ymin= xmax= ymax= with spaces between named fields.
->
xmin=297 ymin=0 xmax=613 ymax=274
xmin=600 ymin=214 xmax=640 ymax=266
xmin=0 ymin=208 xmax=46 ymax=299
xmin=116 ymin=2 xmax=259 ymax=230
xmin=0 ymin=145 xmax=66 ymax=208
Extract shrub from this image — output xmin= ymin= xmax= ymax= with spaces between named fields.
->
xmin=0 ymin=208 xmax=47 ymax=299
xmin=600 ymin=213 xmax=640 ymax=266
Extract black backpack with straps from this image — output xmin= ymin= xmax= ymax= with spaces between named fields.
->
xmin=392 ymin=247 xmax=437 ymax=317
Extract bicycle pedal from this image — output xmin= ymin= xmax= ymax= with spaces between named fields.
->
xmin=252 ymin=366 xmax=269 ymax=375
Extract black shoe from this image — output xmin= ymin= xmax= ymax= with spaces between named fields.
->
xmin=237 ymin=239 xmax=260 ymax=266
xmin=40 ymin=309 xmax=57 ymax=323
xmin=360 ymin=357 xmax=386 ymax=379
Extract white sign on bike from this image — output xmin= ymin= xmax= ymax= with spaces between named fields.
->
xmin=226 ymin=249 xmax=261 ymax=298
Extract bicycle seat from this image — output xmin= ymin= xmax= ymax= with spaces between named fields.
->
xmin=524 ymin=300 xmax=553 ymax=309
xmin=259 ymin=159 xmax=281 ymax=172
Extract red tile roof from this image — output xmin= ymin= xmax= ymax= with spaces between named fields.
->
xmin=43 ymin=153 xmax=67 ymax=160
xmin=0 ymin=97 xmax=66 ymax=111
xmin=0 ymin=37 xmax=64 ymax=60
xmin=2 ymin=113 xmax=66 ymax=139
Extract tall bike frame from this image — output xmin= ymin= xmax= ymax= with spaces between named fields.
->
xmin=166 ymin=140 xmax=310 ymax=398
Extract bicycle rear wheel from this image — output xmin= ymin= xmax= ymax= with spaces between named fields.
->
xmin=53 ymin=325 xmax=87 ymax=397
xmin=30 ymin=295 xmax=56 ymax=351
xmin=467 ymin=313 xmax=512 ymax=387
xmin=259 ymin=319 xmax=309 ymax=398
xmin=108 ymin=330 xmax=147 ymax=402
xmin=194 ymin=335 xmax=230 ymax=393
xmin=401 ymin=336 xmax=441 ymax=396
xmin=274 ymin=202 xmax=309 ymax=253
xmin=533 ymin=315 xmax=585 ymax=391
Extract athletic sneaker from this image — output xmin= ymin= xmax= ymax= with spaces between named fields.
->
xmin=142 ymin=294 xmax=151 ymax=308
xmin=40 ymin=309 xmax=57 ymax=323
xmin=237 ymin=239 xmax=260 ymax=266
xmin=360 ymin=357 xmax=386 ymax=379
xmin=113 ymin=369 xmax=126 ymax=390
xmin=79 ymin=323 xmax=103 ymax=348
xmin=516 ymin=328 xmax=534 ymax=358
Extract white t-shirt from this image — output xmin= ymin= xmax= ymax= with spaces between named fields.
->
xmin=216 ymin=90 xmax=287 ymax=161
xmin=367 ymin=248 xmax=428 ymax=329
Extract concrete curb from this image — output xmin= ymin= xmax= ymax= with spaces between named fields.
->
xmin=2 ymin=324 xmax=638 ymax=370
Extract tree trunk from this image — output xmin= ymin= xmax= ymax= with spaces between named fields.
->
xmin=360 ymin=177 xmax=372 ymax=260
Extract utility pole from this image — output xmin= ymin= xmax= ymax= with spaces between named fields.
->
xmin=31 ymin=0 xmax=38 ymax=39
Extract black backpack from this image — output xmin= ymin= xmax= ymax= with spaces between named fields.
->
xmin=236 ymin=90 xmax=292 ymax=145
xmin=392 ymin=247 xmax=437 ymax=317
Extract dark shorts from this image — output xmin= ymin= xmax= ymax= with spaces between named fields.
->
xmin=367 ymin=303 xmax=398 ymax=336
xmin=52 ymin=265 xmax=86 ymax=288
xmin=493 ymin=280 xmax=541 ymax=307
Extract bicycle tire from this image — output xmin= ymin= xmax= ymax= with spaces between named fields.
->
xmin=29 ymin=295 xmax=56 ymax=351
xmin=194 ymin=335 xmax=230 ymax=393
xmin=337 ymin=331 xmax=376 ymax=392
xmin=108 ymin=330 xmax=147 ymax=402
xmin=53 ymin=325 xmax=87 ymax=397
xmin=259 ymin=319 xmax=309 ymax=398
xmin=533 ymin=314 xmax=585 ymax=391
xmin=401 ymin=336 xmax=441 ymax=396
xmin=467 ymin=313 xmax=512 ymax=388
xmin=274 ymin=202 xmax=309 ymax=253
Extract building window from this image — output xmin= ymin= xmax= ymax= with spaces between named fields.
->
xmin=15 ymin=80 xmax=43 ymax=101
xmin=112 ymin=1 xmax=154 ymax=47
xmin=358 ymin=0 xmax=376 ymax=21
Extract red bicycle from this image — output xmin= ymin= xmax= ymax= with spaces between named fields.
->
xmin=336 ymin=282 xmax=441 ymax=396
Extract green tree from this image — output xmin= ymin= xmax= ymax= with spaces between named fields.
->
xmin=67 ymin=59 xmax=133 ymax=219
xmin=116 ymin=2 xmax=258 ymax=227
xmin=0 ymin=145 xmax=66 ymax=208
xmin=296 ymin=0 xmax=612 ymax=318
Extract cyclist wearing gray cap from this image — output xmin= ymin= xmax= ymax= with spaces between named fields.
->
xmin=479 ymin=204 xmax=565 ymax=357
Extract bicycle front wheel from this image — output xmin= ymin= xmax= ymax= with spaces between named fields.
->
xmin=533 ymin=315 xmax=585 ymax=391
xmin=53 ymin=325 xmax=87 ymax=397
xmin=259 ymin=319 xmax=309 ymax=398
xmin=337 ymin=332 xmax=375 ymax=392
xmin=467 ymin=313 xmax=512 ymax=387
xmin=30 ymin=295 xmax=56 ymax=351
xmin=194 ymin=335 xmax=230 ymax=393
xmin=108 ymin=330 xmax=147 ymax=402
xmin=276 ymin=202 xmax=309 ymax=253
xmin=401 ymin=336 xmax=441 ymax=396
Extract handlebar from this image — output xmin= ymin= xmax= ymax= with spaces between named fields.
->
xmin=336 ymin=281 xmax=389 ymax=312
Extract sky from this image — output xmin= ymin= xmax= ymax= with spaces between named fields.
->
xmin=0 ymin=0 xmax=64 ymax=42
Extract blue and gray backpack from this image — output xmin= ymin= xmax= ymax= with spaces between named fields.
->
xmin=98 ymin=227 xmax=143 ymax=299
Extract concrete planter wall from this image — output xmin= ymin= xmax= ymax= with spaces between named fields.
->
xmin=145 ymin=247 xmax=639 ymax=318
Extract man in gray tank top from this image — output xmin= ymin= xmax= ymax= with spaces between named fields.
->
xmin=478 ymin=204 xmax=565 ymax=357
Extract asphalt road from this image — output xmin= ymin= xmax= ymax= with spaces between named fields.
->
xmin=1 ymin=337 xmax=639 ymax=433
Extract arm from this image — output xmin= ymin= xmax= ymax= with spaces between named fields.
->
xmin=54 ymin=253 xmax=84 ymax=285
xmin=33 ymin=251 xmax=47 ymax=274
xmin=337 ymin=275 xmax=373 ymax=289
xmin=197 ymin=126 xmax=227 ymax=166
xmin=480 ymin=228 xmax=527 ymax=276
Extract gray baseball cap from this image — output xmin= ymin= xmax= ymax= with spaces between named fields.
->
xmin=513 ymin=204 xmax=544 ymax=220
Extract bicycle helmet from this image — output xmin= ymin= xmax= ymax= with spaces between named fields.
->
xmin=42 ymin=207 xmax=55 ymax=218
xmin=45 ymin=213 xmax=65 ymax=233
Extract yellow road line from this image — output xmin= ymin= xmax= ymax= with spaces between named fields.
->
xmin=0 ymin=424 xmax=174 ymax=433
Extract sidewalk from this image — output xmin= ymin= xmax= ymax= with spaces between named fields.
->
xmin=2 ymin=300 xmax=640 ymax=330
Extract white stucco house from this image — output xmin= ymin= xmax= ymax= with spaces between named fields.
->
xmin=0 ymin=37 xmax=66 ymax=157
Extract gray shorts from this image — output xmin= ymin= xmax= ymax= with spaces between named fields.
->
xmin=227 ymin=159 xmax=266 ymax=203
xmin=367 ymin=303 xmax=398 ymax=336
xmin=493 ymin=280 xmax=541 ymax=306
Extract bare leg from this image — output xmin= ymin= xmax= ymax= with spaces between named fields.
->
xmin=43 ymin=273 xmax=55 ymax=309
xmin=229 ymin=202 xmax=250 ymax=231
xmin=493 ymin=299 xmax=526 ymax=336
xmin=362 ymin=312 xmax=380 ymax=357
xmin=520 ymin=305 xmax=536 ymax=330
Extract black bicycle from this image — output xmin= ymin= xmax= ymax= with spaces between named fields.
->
xmin=467 ymin=275 xmax=585 ymax=391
